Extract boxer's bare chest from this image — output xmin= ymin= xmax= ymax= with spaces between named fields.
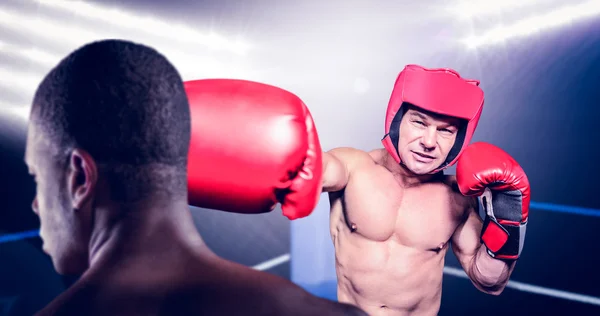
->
xmin=329 ymin=162 xmax=465 ymax=252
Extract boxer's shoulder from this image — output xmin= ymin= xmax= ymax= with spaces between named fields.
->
xmin=328 ymin=147 xmax=373 ymax=159
xmin=443 ymin=174 xmax=458 ymax=188
xmin=443 ymin=175 xmax=477 ymax=215
xmin=34 ymin=279 xmax=97 ymax=316
xmin=327 ymin=147 xmax=377 ymax=169
xmin=367 ymin=148 xmax=387 ymax=161
xmin=265 ymin=281 xmax=367 ymax=315
xmin=195 ymin=264 xmax=358 ymax=315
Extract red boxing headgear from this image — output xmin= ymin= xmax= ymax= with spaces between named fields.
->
xmin=381 ymin=64 xmax=484 ymax=173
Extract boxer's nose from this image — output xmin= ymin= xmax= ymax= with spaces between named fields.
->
xmin=420 ymin=127 xmax=437 ymax=151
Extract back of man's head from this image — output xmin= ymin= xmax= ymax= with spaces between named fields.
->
xmin=31 ymin=39 xmax=191 ymax=202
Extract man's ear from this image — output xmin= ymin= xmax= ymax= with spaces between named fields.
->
xmin=67 ymin=148 xmax=98 ymax=210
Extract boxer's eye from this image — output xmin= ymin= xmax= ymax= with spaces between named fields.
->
xmin=413 ymin=120 xmax=426 ymax=126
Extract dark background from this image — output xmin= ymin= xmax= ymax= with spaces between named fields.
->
xmin=1 ymin=0 xmax=599 ymax=315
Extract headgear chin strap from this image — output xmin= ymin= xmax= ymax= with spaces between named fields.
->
xmin=381 ymin=64 xmax=485 ymax=174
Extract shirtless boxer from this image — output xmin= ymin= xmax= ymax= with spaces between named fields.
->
xmin=321 ymin=65 xmax=531 ymax=315
xmin=25 ymin=39 xmax=365 ymax=316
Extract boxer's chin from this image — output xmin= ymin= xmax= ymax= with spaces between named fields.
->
xmin=53 ymin=254 xmax=87 ymax=276
xmin=407 ymin=160 xmax=443 ymax=175
xmin=42 ymin=243 xmax=49 ymax=255
xmin=409 ymin=166 xmax=434 ymax=175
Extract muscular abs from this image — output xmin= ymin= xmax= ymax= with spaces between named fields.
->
xmin=329 ymin=162 xmax=465 ymax=316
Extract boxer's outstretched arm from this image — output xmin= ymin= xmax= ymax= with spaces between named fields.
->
xmin=322 ymin=147 xmax=373 ymax=192
xmin=450 ymin=199 xmax=516 ymax=295
xmin=322 ymin=149 xmax=350 ymax=192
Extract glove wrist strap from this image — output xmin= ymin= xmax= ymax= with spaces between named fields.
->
xmin=481 ymin=216 xmax=526 ymax=261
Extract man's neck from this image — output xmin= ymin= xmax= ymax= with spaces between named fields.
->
xmin=86 ymin=197 xmax=210 ymax=272
xmin=381 ymin=151 xmax=443 ymax=188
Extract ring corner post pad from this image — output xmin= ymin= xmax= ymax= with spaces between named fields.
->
xmin=290 ymin=193 xmax=338 ymax=301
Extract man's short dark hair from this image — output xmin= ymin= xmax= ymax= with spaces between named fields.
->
xmin=31 ymin=39 xmax=191 ymax=202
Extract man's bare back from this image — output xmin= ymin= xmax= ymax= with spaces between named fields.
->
xmin=36 ymin=239 xmax=366 ymax=316
xmin=327 ymin=148 xmax=470 ymax=316
xmin=26 ymin=39 xmax=367 ymax=316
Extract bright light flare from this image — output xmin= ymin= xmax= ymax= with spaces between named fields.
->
xmin=0 ymin=7 xmax=232 ymax=79
xmin=0 ymin=40 xmax=61 ymax=66
xmin=32 ymin=0 xmax=250 ymax=55
xmin=454 ymin=0 xmax=541 ymax=19
xmin=0 ymin=102 xmax=30 ymax=121
xmin=0 ymin=67 xmax=44 ymax=94
xmin=463 ymin=1 xmax=600 ymax=49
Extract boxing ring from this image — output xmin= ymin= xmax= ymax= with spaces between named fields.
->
xmin=1 ymin=0 xmax=600 ymax=315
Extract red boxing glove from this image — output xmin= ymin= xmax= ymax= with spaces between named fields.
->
xmin=185 ymin=79 xmax=323 ymax=220
xmin=456 ymin=142 xmax=531 ymax=260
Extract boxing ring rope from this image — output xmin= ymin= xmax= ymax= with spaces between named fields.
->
xmin=3 ymin=200 xmax=599 ymax=244
xmin=440 ymin=266 xmax=600 ymax=306
xmin=0 ymin=230 xmax=40 ymax=244
xmin=286 ymin=199 xmax=600 ymax=306
xmin=248 ymin=253 xmax=600 ymax=307
xmin=2 ymin=200 xmax=600 ymax=306
xmin=528 ymin=201 xmax=600 ymax=217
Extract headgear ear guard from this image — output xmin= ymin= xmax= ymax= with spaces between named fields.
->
xmin=381 ymin=64 xmax=485 ymax=173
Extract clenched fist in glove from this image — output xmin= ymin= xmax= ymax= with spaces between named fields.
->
xmin=185 ymin=79 xmax=323 ymax=220
xmin=456 ymin=142 xmax=531 ymax=260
